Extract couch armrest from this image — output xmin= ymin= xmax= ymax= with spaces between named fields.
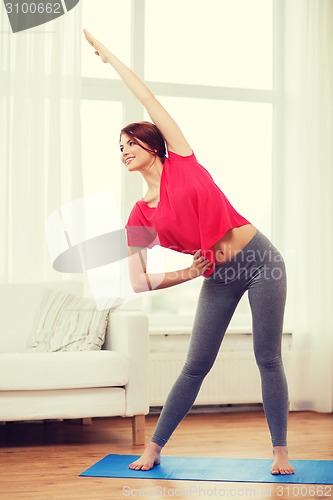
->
xmin=104 ymin=310 xmax=149 ymax=416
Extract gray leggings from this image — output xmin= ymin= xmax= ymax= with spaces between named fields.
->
xmin=151 ymin=230 xmax=289 ymax=448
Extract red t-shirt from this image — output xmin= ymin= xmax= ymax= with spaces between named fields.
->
xmin=125 ymin=151 xmax=250 ymax=277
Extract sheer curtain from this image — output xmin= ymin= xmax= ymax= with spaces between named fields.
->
xmin=0 ymin=3 xmax=83 ymax=283
xmin=282 ymin=0 xmax=333 ymax=411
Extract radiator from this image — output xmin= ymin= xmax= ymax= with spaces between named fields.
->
xmin=149 ymin=351 xmax=292 ymax=407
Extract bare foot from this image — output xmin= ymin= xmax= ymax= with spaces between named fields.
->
xmin=129 ymin=442 xmax=162 ymax=471
xmin=271 ymin=446 xmax=295 ymax=475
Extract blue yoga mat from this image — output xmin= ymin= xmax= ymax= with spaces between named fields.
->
xmin=80 ymin=454 xmax=333 ymax=484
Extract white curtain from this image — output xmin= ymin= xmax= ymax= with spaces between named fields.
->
xmin=282 ymin=0 xmax=333 ymax=411
xmin=0 ymin=3 xmax=83 ymax=283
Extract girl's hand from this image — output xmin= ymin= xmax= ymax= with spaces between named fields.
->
xmin=189 ymin=250 xmax=211 ymax=278
xmin=83 ymin=29 xmax=112 ymax=64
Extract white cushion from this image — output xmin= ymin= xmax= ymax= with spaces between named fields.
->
xmin=0 ymin=388 xmax=126 ymax=420
xmin=0 ymin=351 xmax=129 ymax=390
xmin=28 ymin=288 xmax=110 ymax=352
xmin=0 ymin=281 xmax=82 ymax=352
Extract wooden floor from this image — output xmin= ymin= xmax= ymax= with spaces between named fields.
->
xmin=0 ymin=411 xmax=332 ymax=500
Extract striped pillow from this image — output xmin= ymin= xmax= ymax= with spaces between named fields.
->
xmin=28 ymin=289 xmax=110 ymax=352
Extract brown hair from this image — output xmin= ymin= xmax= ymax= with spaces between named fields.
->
xmin=120 ymin=121 xmax=167 ymax=164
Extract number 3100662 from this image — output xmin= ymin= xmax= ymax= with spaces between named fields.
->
xmin=5 ymin=3 xmax=62 ymax=15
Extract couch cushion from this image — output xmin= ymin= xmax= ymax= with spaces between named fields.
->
xmin=0 ymin=388 xmax=126 ymax=421
xmin=28 ymin=288 xmax=110 ymax=352
xmin=0 ymin=281 xmax=82 ymax=353
xmin=0 ymin=351 xmax=129 ymax=390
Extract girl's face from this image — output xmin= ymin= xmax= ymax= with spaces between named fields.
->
xmin=120 ymin=133 xmax=156 ymax=172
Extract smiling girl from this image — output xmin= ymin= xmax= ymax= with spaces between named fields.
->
xmin=83 ymin=29 xmax=294 ymax=476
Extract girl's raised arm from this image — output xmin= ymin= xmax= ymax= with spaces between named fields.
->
xmin=83 ymin=30 xmax=192 ymax=156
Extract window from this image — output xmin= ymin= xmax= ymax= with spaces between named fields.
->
xmin=81 ymin=0 xmax=131 ymax=80
xmin=145 ymin=0 xmax=273 ymax=90
xmin=81 ymin=100 xmax=123 ymax=204
xmin=82 ymin=0 xmax=284 ymax=331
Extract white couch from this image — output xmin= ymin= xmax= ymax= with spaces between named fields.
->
xmin=0 ymin=281 xmax=149 ymax=444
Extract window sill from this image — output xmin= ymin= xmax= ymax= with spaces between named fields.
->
xmin=149 ymin=325 xmax=254 ymax=335
xmin=148 ymin=314 xmax=292 ymax=336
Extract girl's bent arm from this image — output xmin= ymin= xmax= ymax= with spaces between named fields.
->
xmin=83 ymin=30 xmax=192 ymax=156
xmin=128 ymin=247 xmax=211 ymax=292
